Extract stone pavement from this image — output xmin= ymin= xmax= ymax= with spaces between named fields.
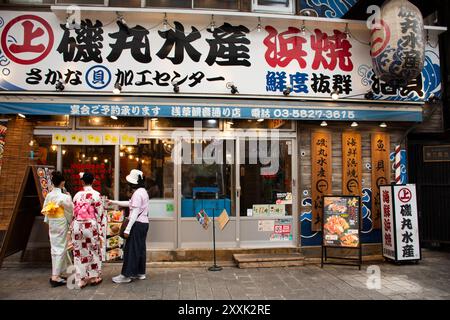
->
xmin=0 ymin=249 xmax=449 ymax=300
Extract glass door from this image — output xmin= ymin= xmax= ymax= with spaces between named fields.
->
xmin=177 ymin=138 xmax=237 ymax=248
xmin=238 ymin=138 xmax=296 ymax=247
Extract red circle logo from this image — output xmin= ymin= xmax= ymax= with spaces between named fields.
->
xmin=370 ymin=19 xmax=390 ymax=58
xmin=1 ymin=15 xmax=54 ymax=65
xmin=398 ymin=188 xmax=412 ymax=203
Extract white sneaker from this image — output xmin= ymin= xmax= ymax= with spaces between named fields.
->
xmin=112 ymin=274 xmax=132 ymax=284
xmin=132 ymin=274 xmax=146 ymax=280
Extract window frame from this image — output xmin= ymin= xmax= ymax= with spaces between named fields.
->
xmin=251 ymin=0 xmax=295 ymax=14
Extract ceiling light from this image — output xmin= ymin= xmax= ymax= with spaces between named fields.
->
xmin=320 ymin=121 xmax=328 ymax=127
xmin=110 ymin=116 xmax=118 ymax=120
xmin=18 ymin=113 xmax=26 ymax=118
xmin=113 ymin=82 xmax=122 ymax=94
xmin=256 ymin=17 xmax=262 ymax=32
xmin=226 ymin=82 xmax=238 ymax=94
xmin=331 ymin=90 xmax=339 ymax=100
xmin=283 ymin=86 xmax=292 ymax=96
xmin=351 ymin=122 xmax=358 ymax=127
xmin=257 ymin=119 xmax=264 ymax=122
xmin=55 ymin=80 xmax=65 ymax=92
xmin=379 ymin=122 xmax=387 ymax=128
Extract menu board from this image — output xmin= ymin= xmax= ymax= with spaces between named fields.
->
xmin=32 ymin=166 xmax=54 ymax=204
xmin=322 ymin=196 xmax=360 ymax=248
xmin=105 ymin=209 xmax=124 ymax=262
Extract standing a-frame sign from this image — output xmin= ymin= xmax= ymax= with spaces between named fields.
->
xmin=0 ymin=165 xmax=54 ymax=267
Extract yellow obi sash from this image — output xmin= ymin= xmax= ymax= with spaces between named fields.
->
xmin=41 ymin=201 xmax=65 ymax=219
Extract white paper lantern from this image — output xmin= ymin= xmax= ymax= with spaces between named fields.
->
xmin=370 ymin=0 xmax=425 ymax=87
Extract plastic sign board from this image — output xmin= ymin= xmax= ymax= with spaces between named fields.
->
xmin=380 ymin=184 xmax=421 ymax=262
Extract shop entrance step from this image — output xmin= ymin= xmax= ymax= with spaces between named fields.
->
xmin=233 ymin=253 xmax=305 ymax=268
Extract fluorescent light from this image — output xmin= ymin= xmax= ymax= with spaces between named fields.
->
xmin=257 ymin=118 xmax=264 ymax=122
xmin=320 ymin=121 xmax=328 ymax=127
xmin=207 ymin=119 xmax=217 ymax=124
xmin=110 ymin=116 xmax=118 ymax=120
xmin=18 ymin=113 xmax=26 ymax=118
xmin=351 ymin=122 xmax=358 ymax=127
xmin=379 ymin=122 xmax=387 ymax=128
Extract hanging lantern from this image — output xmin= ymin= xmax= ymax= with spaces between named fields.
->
xmin=370 ymin=0 xmax=425 ymax=88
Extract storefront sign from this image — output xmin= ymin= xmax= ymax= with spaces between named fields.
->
xmin=380 ymin=184 xmax=421 ymax=261
xmin=0 ymin=11 xmax=440 ymax=101
xmin=196 ymin=209 xmax=211 ymax=230
xmin=322 ymin=196 xmax=360 ymax=248
xmin=105 ymin=209 xmax=124 ymax=262
xmin=342 ymin=132 xmax=362 ymax=196
xmin=217 ymin=209 xmax=230 ymax=231
xmin=276 ymin=192 xmax=292 ymax=205
xmin=311 ymin=132 xmax=332 ymax=231
xmin=252 ymin=204 xmax=269 ymax=216
xmin=423 ymin=145 xmax=450 ymax=162
xmin=380 ymin=185 xmax=396 ymax=260
xmin=371 ymin=133 xmax=391 ymax=229
xmin=0 ymin=101 xmax=423 ymax=122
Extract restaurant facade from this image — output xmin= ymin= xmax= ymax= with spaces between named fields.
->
xmin=0 ymin=1 xmax=445 ymax=258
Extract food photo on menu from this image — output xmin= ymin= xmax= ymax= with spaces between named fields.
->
xmin=323 ymin=197 xmax=360 ymax=248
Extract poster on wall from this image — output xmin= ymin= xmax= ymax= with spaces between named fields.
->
xmin=381 ymin=184 xmax=421 ymax=262
xmin=322 ymin=196 xmax=360 ymax=248
xmin=311 ymin=132 xmax=332 ymax=231
xmin=32 ymin=165 xmax=54 ymax=203
xmin=371 ymin=133 xmax=391 ymax=229
xmin=270 ymin=219 xmax=292 ymax=241
xmin=0 ymin=120 xmax=7 ymax=176
xmin=342 ymin=132 xmax=362 ymax=196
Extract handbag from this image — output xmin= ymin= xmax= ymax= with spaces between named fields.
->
xmin=119 ymin=208 xmax=145 ymax=238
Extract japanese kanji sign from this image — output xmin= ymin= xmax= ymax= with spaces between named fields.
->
xmin=380 ymin=185 xmax=395 ymax=260
xmin=371 ymin=133 xmax=391 ymax=229
xmin=0 ymin=11 xmax=441 ymax=100
xmin=342 ymin=132 xmax=361 ymax=196
xmin=380 ymin=184 xmax=421 ymax=261
xmin=311 ymin=131 xmax=332 ymax=231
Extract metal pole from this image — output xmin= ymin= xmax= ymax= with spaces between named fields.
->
xmin=208 ymin=192 xmax=222 ymax=271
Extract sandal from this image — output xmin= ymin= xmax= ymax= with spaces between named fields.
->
xmin=90 ymin=277 xmax=103 ymax=286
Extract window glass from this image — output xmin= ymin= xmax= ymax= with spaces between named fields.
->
xmin=180 ymin=139 xmax=235 ymax=217
xmin=252 ymin=0 xmax=294 ymax=13
xmin=240 ymin=139 xmax=292 ymax=217
xmin=194 ymin=0 xmax=239 ymax=10
xmin=151 ymin=118 xmax=219 ymax=129
xmin=33 ymin=136 xmax=57 ymax=167
xmin=62 ymin=145 xmax=115 ymax=199
xmin=56 ymin=0 xmax=105 ymax=4
xmin=33 ymin=115 xmax=70 ymax=128
xmin=145 ymin=0 xmax=191 ymax=8
xmin=4 ymin=0 xmax=53 ymax=4
xmin=119 ymin=139 xmax=175 ymax=218
xmin=109 ymin=0 xmax=141 ymax=6
xmin=229 ymin=119 xmax=293 ymax=130
xmin=77 ymin=116 xmax=146 ymax=128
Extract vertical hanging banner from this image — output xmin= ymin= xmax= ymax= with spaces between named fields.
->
xmin=311 ymin=132 xmax=332 ymax=231
xmin=371 ymin=133 xmax=391 ymax=229
xmin=342 ymin=132 xmax=362 ymax=196
xmin=0 ymin=120 xmax=7 ymax=176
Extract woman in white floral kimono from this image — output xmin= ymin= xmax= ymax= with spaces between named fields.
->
xmin=71 ymin=171 xmax=106 ymax=288
xmin=41 ymin=171 xmax=73 ymax=288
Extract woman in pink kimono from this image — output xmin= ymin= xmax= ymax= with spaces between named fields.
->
xmin=71 ymin=171 xmax=106 ymax=288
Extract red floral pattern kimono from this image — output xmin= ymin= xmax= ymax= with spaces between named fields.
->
xmin=71 ymin=186 xmax=106 ymax=283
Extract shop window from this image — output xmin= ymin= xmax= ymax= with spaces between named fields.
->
xmin=151 ymin=118 xmax=220 ymax=130
xmin=62 ymin=145 xmax=115 ymax=199
xmin=33 ymin=115 xmax=71 ymax=128
xmin=145 ymin=0 xmax=191 ymax=8
xmin=56 ymin=0 xmax=106 ymax=4
xmin=228 ymin=119 xmax=293 ymax=130
xmin=252 ymin=0 xmax=294 ymax=14
xmin=33 ymin=136 xmax=57 ymax=168
xmin=181 ymin=139 xmax=235 ymax=217
xmin=77 ymin=116 xmax=146 ymax=129
xmin=119 ymin=140 xmax=175 ymax=218
xmin=239 ymin=139 xmax=293 ymax=217
xmin=194 ymin=0 xmax=239 ymax=10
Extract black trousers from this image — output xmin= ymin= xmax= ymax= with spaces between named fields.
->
xmin=121 ymin=222 xmax=149 ymax=277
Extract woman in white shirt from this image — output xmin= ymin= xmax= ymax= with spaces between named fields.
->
xmin=109 ymin=169 xmax=149 ymax=284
